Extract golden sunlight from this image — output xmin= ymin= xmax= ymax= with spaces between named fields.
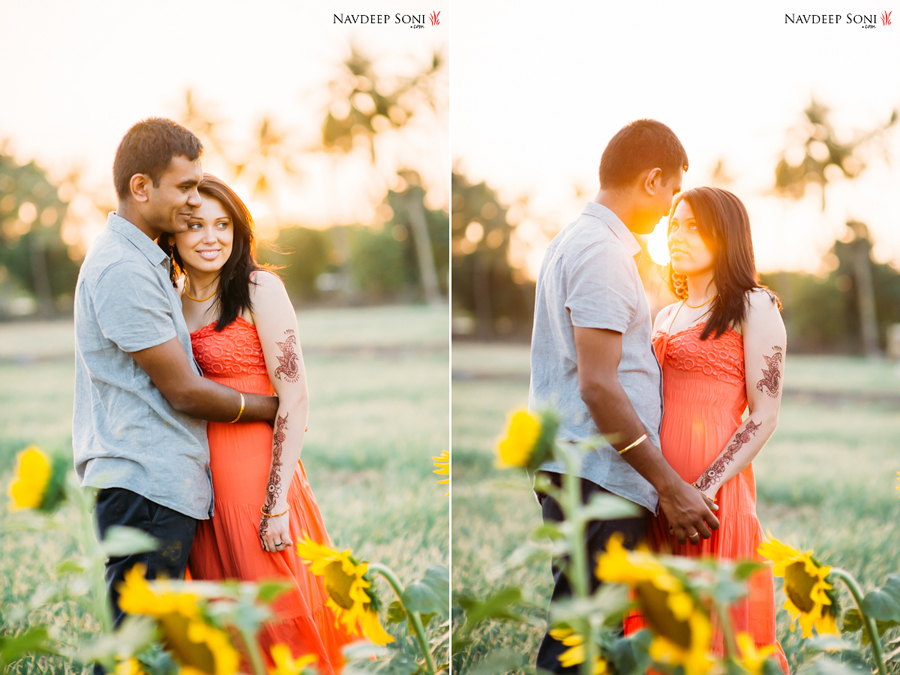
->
xmin=647 ymin=217 xmax=670 ymax=266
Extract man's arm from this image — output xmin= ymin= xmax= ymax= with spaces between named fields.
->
xmin=573 ymin=326 xmax=719 ymax=542
xmin=131 ymin=337 xmax=278 ymax=423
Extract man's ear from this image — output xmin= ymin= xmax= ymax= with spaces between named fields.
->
xmin=129 ymin=173 xmax=152 ymax=203
xmin=643 ymin=167 xmax=663 ymax=195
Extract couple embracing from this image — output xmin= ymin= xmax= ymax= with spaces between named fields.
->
xmin=530 ymin=119 xmax=789 ymax=673
xmin=73 ymin=118 xmax=354 ymax=673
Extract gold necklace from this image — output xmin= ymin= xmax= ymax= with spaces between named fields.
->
xmin=684 ymin=294 xmax=717 ymax=309
xmin=183 ymin=277 xmax=218 ymax=302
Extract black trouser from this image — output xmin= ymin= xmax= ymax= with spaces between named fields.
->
xmin=93 ymin=488 xmax=197 ymax=673
xmin=535 ymin=472 xmax=649 ymax=674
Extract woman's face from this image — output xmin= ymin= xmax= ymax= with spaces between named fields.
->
xmin=174 ymin=195 xmax=234 ymax=275
xmin=668 ymin=199 xmax=715 ymax=277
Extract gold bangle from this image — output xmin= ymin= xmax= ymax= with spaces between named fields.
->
xmin=228 ymin=392 xmax=245 ymax=424
xmin=260 ymin=505 xmax=289 ymax=518
xmin=618 ymin=433 xmax=648 ymax=455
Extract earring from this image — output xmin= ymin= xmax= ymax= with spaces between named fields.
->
xmin=672 ymin=272 xmax=688 ymax=300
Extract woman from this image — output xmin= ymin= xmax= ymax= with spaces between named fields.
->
xmin=649 ymin=187 xmax=789 ymax=670
xmin=161 ymin=174 xmax=354 ymax=673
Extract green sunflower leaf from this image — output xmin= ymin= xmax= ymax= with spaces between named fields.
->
xmin=99 ymin=525 xmax=158 ymax=558
xmin=255 ymin=579 xmax=291 ymax=604
xmin=401 ymin=565 xmax=449 ymax=617
xmin=608 ymin=630 xmax=652 ymax=675
xmin=841 ymin=609 xmax=899 ymax=644
xmin=0 ymin=626 xmax=58 ymax=666
xmin=386 ymin=600 xmax=407 ymax=624
xmin=861 ymin=574 xmax=900 ymax=622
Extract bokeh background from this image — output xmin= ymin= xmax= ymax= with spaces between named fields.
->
xmin=450 ymin=2 xmax=900 ymax=672
xmin=0 ymin=2 xmax=449 ymax=672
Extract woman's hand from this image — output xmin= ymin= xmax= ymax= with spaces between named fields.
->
xmin=259 ymin=512 xmax=292 ymax=553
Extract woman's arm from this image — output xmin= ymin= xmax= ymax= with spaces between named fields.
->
xmin=249 ymin=271 xmax=310 ymax=553
xmin=692 ymin=290 xmax=786 ymax=499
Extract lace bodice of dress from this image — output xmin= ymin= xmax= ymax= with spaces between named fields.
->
xmin=652 ymin=322 xmax=744 ymax=386
xmin=190 ymin=316 xmax=268 ymax=377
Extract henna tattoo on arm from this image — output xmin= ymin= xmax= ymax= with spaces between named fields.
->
xmin=693 ymin=419 xmax=761 ymax=491
xmin=273 ymin=331 xmax=300 ymax=383
xmin=755 ymin=346 xmax=783 ymax=398
xmin=258 ymin=412 xmax=288 ymax=537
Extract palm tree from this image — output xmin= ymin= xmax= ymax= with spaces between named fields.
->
xmin=774 ymin=99 xmax=897 ymax=357
xmin=319 ymin=44 xmax=445 ymax=305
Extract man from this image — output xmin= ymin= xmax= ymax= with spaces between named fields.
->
xmin=529 ymin=119 xmax=719 ymax=672
xmin=73 ymin=118 xmax=278 ymax=631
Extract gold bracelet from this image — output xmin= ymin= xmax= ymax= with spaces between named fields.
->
xmin=260 ymin=505 xmax=289 ymax=518
xmin=618 ymin=433 xmax=648 ymax=455
xmin=228 ymin=392 xmax=245 ymax=424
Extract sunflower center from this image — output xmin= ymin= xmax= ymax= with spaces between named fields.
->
xmin=323 ymin=561 xmax=355 ymax=610
xmin=159 ymin=614 xmax=216 ymax=673
xmin=636 ymin=582 xmax=691 ymax=649
xmin=784 ymin=561 xmax=816 ymax=613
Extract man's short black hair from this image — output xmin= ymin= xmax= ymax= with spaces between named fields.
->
xmin=113 ymin=118 xmax=203 ymax=200
xmin=599 ymin=119 xmax=688 ymax=188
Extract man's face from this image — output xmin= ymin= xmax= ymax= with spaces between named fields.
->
xmin=654 ymin=171 xmax=683 ymax=222
xmin=633 ymin=169 xmax=683 ymax=235
xmin=144 ymin=155 xmax=202 ymax=236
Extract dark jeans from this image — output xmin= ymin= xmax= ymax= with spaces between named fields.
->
xmin=93 ymin=488 xmax=197 ymax=674
xmin=535 ymin=472 xmax=649 ymax=674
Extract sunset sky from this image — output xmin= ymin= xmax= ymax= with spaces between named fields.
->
xmin=451 ymin=1 xmax=900 ymax=275
xmin=0 ymin=0 xmax=447 ymax=245
xmin=3 ymin=2 xmax=899 ymax=275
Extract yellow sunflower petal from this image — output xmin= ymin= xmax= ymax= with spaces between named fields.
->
xmin=759 ymin=534 xmax=839 ymax=638
xmin=184 ymin=620 xmax=241 ymax=675
xmin=268 ymin=643 xmax=319 ymax=674
xmin=736 ymin=632 xmax=775 ymax=675
xmin=495 ymin=409 xmax=541 ymax=468
xmin=7 ymin=446 xmax=52 ymax=511
xmin=358 ymin=607 xmax=395 ymax=645
xmin=295 ymin=535 xmax=393 ymax=645
xmin=558 ymin=642 xmax=585 ymax=668
xmin=115 ymin=658 xmax=146 ymax=675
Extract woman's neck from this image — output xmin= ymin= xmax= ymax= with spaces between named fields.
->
xmin=184 ymin=268 xmax=220 ymax=300
xmin=684 ymin=271 xmax=716 ymax=306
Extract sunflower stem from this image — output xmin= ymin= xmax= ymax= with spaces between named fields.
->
xmin=830 ymin=568 xmax=886 ymax=675
xmin=559 ymin=445 xmax=597 ymax=675
xmin=236 ymin=624 xmax=268 ymax=675
xmin=713 ymin=597 xmax=738 ymax=661
xmin=368 ymin=563 xmax=436 ymax=675
xmin=74 ymin=485 xmax=113 ymax=636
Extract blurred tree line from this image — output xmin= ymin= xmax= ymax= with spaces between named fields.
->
xmin=451 ymin=100 xmax=900 ymax=355
xmin=0 ymin=45 xmax=447 ymax=318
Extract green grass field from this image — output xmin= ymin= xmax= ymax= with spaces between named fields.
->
xmin=452 ymin=342 xmax=900 ymax=674
xmin=0 ymin=304 xmax=450 ymax=674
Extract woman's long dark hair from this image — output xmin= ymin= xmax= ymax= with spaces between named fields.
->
xmin=161 ymin=173 xmax=261 ymax=331
xmin=666 ymin=186 xmax=779 ymax=340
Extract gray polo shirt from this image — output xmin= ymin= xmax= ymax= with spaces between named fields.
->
xmin=73 ymin=213 xmax=212 ymax=519
xmin=529 ymin=202 xmax=662 ymax=513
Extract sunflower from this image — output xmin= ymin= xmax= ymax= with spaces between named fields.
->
xmin=432 ymin=450 xmax=450 ymax=494
xmin=548 ymin=628 xmax=608 ymax=674
xmin=117 ymin=565 xmax=240 ymax=675
xmin=596 ymin=534 xmax=714 ymax=675
xmin=268 ymin=644 xmax=318 ymax=675
xmin=295 ymin=536 xmax=394 ymax=645
xmin=495 ymin=409 xmax=558 ymax=470
xmin=734 ymin=632 xmax=776 ymax=675
xmin=7 ymin=445 xmax=67 ymax=512
xmin=114 ymin=659 xmax=146 ymax=675
xmin=757 ymin=535 xmax=839 ymax=638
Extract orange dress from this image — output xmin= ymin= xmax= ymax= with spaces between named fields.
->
xmin=647 ymin=323 xmax=788 ymax=672
xmin=188 ymin=316 xmax=354 ymax=673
